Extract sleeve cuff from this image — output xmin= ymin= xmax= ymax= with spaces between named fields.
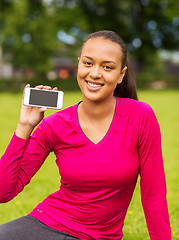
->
xmin=13 ymin=132 xmax=31 ymax=143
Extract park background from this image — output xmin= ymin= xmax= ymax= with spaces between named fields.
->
xmin=0 ymin=0 xmax=179 ymax=239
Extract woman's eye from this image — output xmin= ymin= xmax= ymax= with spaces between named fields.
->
xmin=104 ymin=65 xmax=113 ymax=70
xmin=84 ymin=61 xmax=92 ymax=66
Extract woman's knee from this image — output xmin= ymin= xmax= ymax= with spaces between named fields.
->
xmin=0 ymin=217 xmax=30 ymax=240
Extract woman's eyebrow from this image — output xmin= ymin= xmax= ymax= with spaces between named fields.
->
xmin=81 ymin=56 xmax=93 ymax=60
xmin=82 ymin=56 xmax=116 ymax=64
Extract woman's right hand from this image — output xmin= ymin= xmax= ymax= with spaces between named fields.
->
xmin=15 ymin=84 xmax=57 ymax=139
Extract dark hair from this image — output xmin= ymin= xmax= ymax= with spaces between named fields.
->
xmin=82 ymin=30 xmax=138 ymax=100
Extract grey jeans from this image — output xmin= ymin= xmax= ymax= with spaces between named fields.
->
xmin=0 ymin=215 xmax=80 ymax=240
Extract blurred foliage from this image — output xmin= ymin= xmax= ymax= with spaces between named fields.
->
xmin=0 ymin=77 xmax=80 ymax=92
xmin=0 ymin=73 xmax=178 ymax=93
xmin=76 ymin=0 xmax=179 ymax=72
xmin=0 ymin=0 xmax=179 ymax=79
xmin=0 ymin=0 xmax=56 ymax=78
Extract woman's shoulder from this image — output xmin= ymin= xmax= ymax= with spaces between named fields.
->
xmin=120 ymin=98 xmax=152 ymax=112
xmin=118 ymin=98 xmax=159 ymax=136
xmin=118 ymin=97 xmax=156 ymax=122
xmin=43 ymin=104 xmax=78 ymax=126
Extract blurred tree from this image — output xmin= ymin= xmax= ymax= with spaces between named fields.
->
xmin=76 ymin=0 xmax=179 ymax=72
xmin=0 ymin=0 xmax=88 ymax=78
xmin=0 ymin=0 xmax=13 ymax=47
xmin=1 ymin=0 xmax=56 ymax=79
xmin=0 ymin=0 xmax=14 ymax=77
xmin=0 ymin=0 xmax=178 ymax=78
xmin=47 ymin=0 xmax=90 ymax=59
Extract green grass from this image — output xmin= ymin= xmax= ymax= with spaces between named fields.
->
xmin=0 ymin=90 xmax=178 ymax=239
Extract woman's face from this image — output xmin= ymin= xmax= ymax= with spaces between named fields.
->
xmin=77 ymin=37 xmax=127 ymax=103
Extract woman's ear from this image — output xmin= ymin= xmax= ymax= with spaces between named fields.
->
xmin=118 ymin=66 xmax=127 ymax=84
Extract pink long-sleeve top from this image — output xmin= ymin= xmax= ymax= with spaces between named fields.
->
xmin=0 ymin=97 xmax=171 ymax=239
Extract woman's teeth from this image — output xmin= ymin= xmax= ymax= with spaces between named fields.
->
xmin=87 ymin=82 xmax=103 ymax=87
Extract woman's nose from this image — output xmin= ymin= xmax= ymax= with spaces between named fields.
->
xmin=89 ymin=67 xmax=102 ymax=79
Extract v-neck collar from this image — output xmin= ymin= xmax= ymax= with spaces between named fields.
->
xmin=72 ymin=97 xmax=120 ymax=149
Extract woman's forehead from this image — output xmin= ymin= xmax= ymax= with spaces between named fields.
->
xmin=81 ymin=37 xmax=123 ymax=62
xmin=82 ymin=37 xmax=121 ymax=50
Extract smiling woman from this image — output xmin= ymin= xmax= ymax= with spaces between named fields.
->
xmin=0 ymin=30 xmax=171 ymax=240
xmin=78 ymin=31 xmax=138 ymax=101
xmin=77 ymin=37 xmax=127 ymax=103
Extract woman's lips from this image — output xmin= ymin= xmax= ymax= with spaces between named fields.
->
xmin=85 ymin=80 xmax=104 ymax=91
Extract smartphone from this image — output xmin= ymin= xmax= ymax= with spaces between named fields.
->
xmin=24 ymin=88 xmax=64 ymax=110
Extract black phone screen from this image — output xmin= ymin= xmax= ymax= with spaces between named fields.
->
xmin=29 ymin=89 xmax=58 ymax=107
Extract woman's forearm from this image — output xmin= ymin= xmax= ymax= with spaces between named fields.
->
xmin=15 ymin=122 xmax=34 ymax=139
xmin=0 ymin=134 xmax=30 ymax=203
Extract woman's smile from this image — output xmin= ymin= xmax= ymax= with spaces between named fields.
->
xmin=85 ymin=80 xmax=104 ymax=91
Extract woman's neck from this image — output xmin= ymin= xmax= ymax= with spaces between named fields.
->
xmin=78 ymin=96 xmax=117 ymax=122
